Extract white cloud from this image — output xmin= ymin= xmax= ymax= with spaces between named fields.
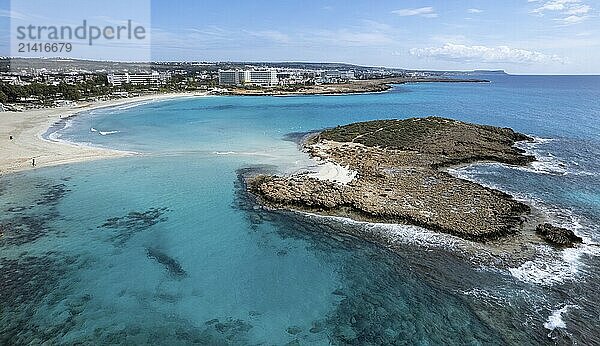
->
xmin=307 ymin=29 xmax=394 ymax=46
xmin=431 ymin=34 xmax=468 ymax=44
xmin=566 ymin=4 xmax=591 ymax=14
xmin=0 ymin=9 xmax=30 ymax=20
xmin=361 ymin=19 xmax=392 ymax=32
xmin=467 ymin=8 xmax=483 ymax=13
xmin=410 ymin=43 xmax=567 ymax=64
xmin=559 ymin=14 xmax=587 ymax=23
xmin=530 ymin=0 xmax=592 ymax=24
xmin=392 ymin=7 xmax=438 ymax=18
xmin=303 ymin=20 xmax=397 ymax=47
xmin=153 ymin=20 xmax=397 ymax=53
xmin=532 ymin=0 xmax=580 ymax=13
xmin=244 ymin=30 xmax=290 ymax=43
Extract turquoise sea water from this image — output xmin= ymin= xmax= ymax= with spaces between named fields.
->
xmin=1 ymin=75 xmax=599 ymax=344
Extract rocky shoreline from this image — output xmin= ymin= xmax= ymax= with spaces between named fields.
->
xmin=247 ymin=117 xmax=578 ymax=245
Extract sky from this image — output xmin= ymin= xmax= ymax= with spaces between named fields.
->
xmin=1 ymin=0 xmax=599 ymax=74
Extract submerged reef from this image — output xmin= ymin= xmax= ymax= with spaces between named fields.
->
xmin=1 ymin=181 xmax=70 ymax=246
xmin=248 ymin=117 xmax=573 ymax=244
xmin=98 ymin=207 xmax=170 ymax=245
xmin=34 ymin=183 xmax=70 ymax=206
xmin=0 ymin=254 xmax=75 ymax=344
xmin=146 ymin=247 xmax=187 ymax=278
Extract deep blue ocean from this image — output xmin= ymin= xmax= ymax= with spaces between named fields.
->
xmin=1 ymin=75 xmax=599 ymax=344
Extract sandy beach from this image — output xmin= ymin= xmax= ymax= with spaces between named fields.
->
xmin=0 ymin=92 xmax=205 ymax=175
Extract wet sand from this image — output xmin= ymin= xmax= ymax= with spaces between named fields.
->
xmin=0 ymin=92 xmax=205 ymax=175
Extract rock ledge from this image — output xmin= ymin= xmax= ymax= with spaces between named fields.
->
xmin=536 ymin=223 xmax=582 ymax=247
xmin=248 ymin=117 xmax=570 ymax=243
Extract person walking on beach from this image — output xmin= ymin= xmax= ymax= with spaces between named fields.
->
xmin=32 ymin=158 xmax=35 ymax=167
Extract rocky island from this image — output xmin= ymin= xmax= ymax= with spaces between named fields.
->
xmin=248 ymin=117 xmax=578 ymax=244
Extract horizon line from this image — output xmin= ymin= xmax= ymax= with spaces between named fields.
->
xmin=3 ymin=56 xmax=600 ymax=76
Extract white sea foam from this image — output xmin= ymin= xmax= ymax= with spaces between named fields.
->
xmin=448 ymin=159 xmax=600 ymax=287
xmin=98 ymin=130 xmax=120 ymax=136
xmin=514 ymin=136 xmax=594 ymax=176
xmin=507 ymin=200 xmax=599 ymax=287
xmin=509 ymin=246 xmax=579 ymax=286
xmin=513 ymin=137 xmax=566 ymax=175
xmin=515 ymin=136 xmax=554 ymax=155
xmin=108 ymin=95 xmax=209 ymax=111
xmin=461 ymin=288 xmax=511 ymax=306
xmin=212 ymin=151 xmax=275 ymax=157
xmin=544 ymin=305 xmax=580 ymax=331
xmin=63 ymin=118 xmax=75 ymax=130
xmin=303 ymin=213 xmax=467 ymax=251
xmin=113 ymin=100 xmax=154 ymax=110
xmin=48 ymin=131 xmax=62 ymax=141
xmin=446 ymin=165 xmax=480 ymax=182
xmin=371 ymin=223 xmax=466 ymax=250
xmin=545 ymin=306 xmax=568 ymax=330
xmin=526 ymin=159 xmax=567 ymax=175
xmin=506 ymin=198 xmax=600 ymax=287
xmin=509 ymin=243 xmax=598 ymax=286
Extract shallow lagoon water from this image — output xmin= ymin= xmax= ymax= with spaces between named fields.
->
xmin=2 ymin=75 xmax=600 ymax=344
xmin=0 ymin=156 xmax=513 ymax=344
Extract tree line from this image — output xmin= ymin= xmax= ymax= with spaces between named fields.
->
xmin=0 ymin=75 xmax=111 ymax=104
xmin=0 ymin=74 xmax=217 ymax=105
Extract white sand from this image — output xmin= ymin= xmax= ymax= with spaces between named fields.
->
xmin=0 ymin=92 xmax=207 ymax=175
xmin=308 ymin=161 xmax=357 ymax=185
xmin=304 ymin=140 xmax=359 ymax=185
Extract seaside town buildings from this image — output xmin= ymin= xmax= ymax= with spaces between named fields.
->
xmin=1 ymin=58 xmax=432 ymax=109
xmin=107 ymin=71 xmax=172 ymax=87
xmin=320 ymin=70 xmax=355 ymax=83
xmin=0 ymin=75 xmax=26 ymax=86
xmin=218 ymin=68 xmax=278 ymax=87
xmin=218 ymin=68 xmax=356 ymax=87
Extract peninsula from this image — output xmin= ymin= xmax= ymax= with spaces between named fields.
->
xmin=228 ymin=77 xmax=488 ymax=96
xmin=248 ymin=117 xmax=580 ymax=245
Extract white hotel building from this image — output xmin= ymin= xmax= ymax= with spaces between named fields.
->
xmin=218 ymin=68 xmax=278 ymax=87
xmin=107 ymin=71 xmax=171 ymax=87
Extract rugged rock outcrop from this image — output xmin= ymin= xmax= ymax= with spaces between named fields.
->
xmin=248 ymin=117 xmax=553 ymax=241
xmin=536 ymin=223 xmax=582 ymax=247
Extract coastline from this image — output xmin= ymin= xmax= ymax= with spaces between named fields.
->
xmin=0 ymin=80 xmax=482 ymax=175
xmin=0 ymin=92 xmax=207 ymax=176
xmin=247 ymin=117 xmax=583 ymax=245
xmin=227 ymin=77 xmax=489 ymax=96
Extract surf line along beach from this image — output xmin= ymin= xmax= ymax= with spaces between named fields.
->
xmin=0 ymin=92 xmax=207 ymax=176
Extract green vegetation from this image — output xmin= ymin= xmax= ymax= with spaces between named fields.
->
xmin=160 ymin=74 xmax=200 ymax=92
xmin=0 ymin=75 xmax=111 ymax=104
xmin=0 ymin=89 xmax=7 ymax=104
xmin=0 ymin=73 xmax=209 ymax=105
xmin=319 ymin=117 xmax=534 ymax=166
